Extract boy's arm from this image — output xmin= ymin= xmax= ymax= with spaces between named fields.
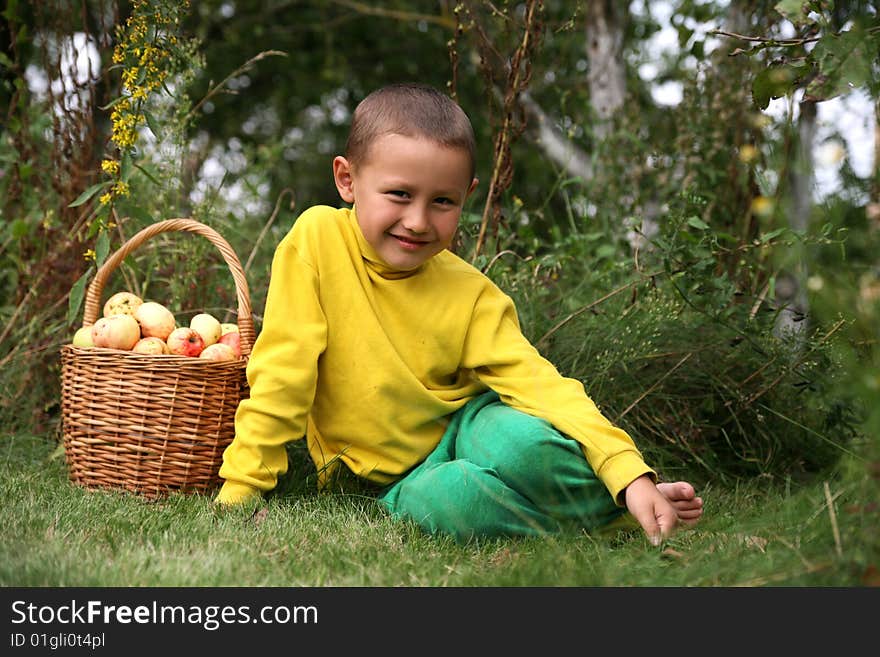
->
xmin=216 ymin=235 xmax=327 ymax=505
xmin=462 ymin=283 xmax=654 ymax=506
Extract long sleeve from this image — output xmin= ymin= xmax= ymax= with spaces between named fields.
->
xmin=216 ymin=228 xmax=327 ymax=503
xmin=461 ymin=284 xmax=654 ymax=504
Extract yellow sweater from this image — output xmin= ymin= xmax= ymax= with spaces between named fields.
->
xmin=217 ymin=205 xmax=653 ymax=505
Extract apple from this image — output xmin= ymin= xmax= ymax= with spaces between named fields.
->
xmin=219 ymin=323 xmax=239 ymax=335
xmin=190 ymin=312 xmax=222 ymax=346
xmin=217 ymin=330 xmax=241 ymax=357
xmin=166 ymin=326 xmax=205 ymax=357
xmin=103 ymin=291 xmax=143 ymax=318
xmin=134 ymin=301 xmax=176 ymax=340
xmin=132 ymin=336 xmax=170 ymax=355
xmin=199 ymin=342 xmax=238 ymax=362
xmin=91 ymin=314 xmax=141 ymax=350
xmin=72 ymin=325 xmax=95 ymax=347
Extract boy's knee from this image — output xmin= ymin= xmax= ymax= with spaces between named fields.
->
xmin=385 ymin=460 xmax=549 ymax=541
xmin=392 ymin=460 xmax=483 ymax=514
xmin=466 ymin=403 xmax=580 ymax=478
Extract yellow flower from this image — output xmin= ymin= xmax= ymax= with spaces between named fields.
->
xmin=101 ymin=159 xmax=120 ymax=175
xmin=83 ymin=249 xmax=97 ymax=261
xmin=738 ymin=144 xmax=759 ymax=164
xmin=99 ymin=193 xmax=112 ymax=205
xmin=112 ymin=181 xmax=131 ymax=197
xmin=750 ymin=196 xmax=775 ymax=218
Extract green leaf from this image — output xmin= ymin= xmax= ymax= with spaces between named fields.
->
xmin=687 ymin=216 xmax=711 ymax=230
xmin=1 ymin=0 xmax=19 ymax=22
xmin=761 ymin=227 xmax=788 ymax=243
xmin=128 ymin=206 xmax=155 ymax=224
xmin=120 ymin=150 xmax=133 ymax=182
xmin=68 ymin=182 xmax=111 ymax=208
xmin=47 ymin=442 xmax=66 ymax=462
xmin=774 ymin=0 xmax=808 ymax=25
xmin=95 ymin=230 xmax=110 ymax=268
xmin=10 ymin=218 xmax=30 ymax=238
xmin=67 ymin=268 xmax=92 ymax=326
xmin=143 ymin=110 xmax=161 ymax=139
xmin=805 ymin=28 xmax=873 ymax=101
xmin=752 ymin=63 xmax=811 ymax=109
xmin=87 ymin=208 xmax=109 ymax=237
xmin=596 ymin=244 xmax=617 ymax=259
xmin=97 ymin=95 xmax=129 ymax=111
xmin=134 ymin=162 xmax=162 ymax=186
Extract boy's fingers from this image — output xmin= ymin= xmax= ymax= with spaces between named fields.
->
xmin=647 ymin=504 xmax=679 ymax=545
xmin=632 ymin=507 xmax=662 ymax=546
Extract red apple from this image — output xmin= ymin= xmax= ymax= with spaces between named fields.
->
xmin=134 ymin=301 xmax=176 ymax=341
xmin=217 ymin=330 xmax=241 ymax=357
xmin=132 ymin=336 xmax=170 ymax=355
xmin=199 ymin=342 xmax=237 ymax=361
xmin=91 ymin=314 xmax=141 ymax=350
xmin=103 ymin=291 xmax=143 ymax=318
xmin=166 ymin=327 xmax=205 ymax=357
xmin=190 ymin=312 xmax=222 ymax=346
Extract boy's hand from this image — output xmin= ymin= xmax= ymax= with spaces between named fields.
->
xmin=624 ymin=474 xmax=679 ymax=546
xmin=215 ymin=480 xmax=262 ymax=506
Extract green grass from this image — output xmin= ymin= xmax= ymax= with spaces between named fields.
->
xmin=2 ymin=433 xmax=876 ymax=587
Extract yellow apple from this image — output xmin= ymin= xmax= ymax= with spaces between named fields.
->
xmin=199 ymin=342 xmax=237 ymax=361
xmin=220 ymin=323 xmax=239 ymax=335
xmin=134 ymin=301 xmax=176 ymax=341
xmin=132 ymin=336 xmax=170 ymax=355
xmin=190 ymin=313 xmax=222 ymax=347
xmin=103 ymin=291 xmax=143 ymax=318
xmin=72 ymin=325 xmax=95 ymax=347
xmin=91 ymin=314 xmax=141 ymax=350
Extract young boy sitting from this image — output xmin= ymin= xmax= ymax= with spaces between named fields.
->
xmin=216 ymin=82 xmax=703 ymax=544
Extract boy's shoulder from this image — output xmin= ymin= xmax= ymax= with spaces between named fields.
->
xmin=431 ymin=249 xmax=502 ymax=293
xmin=277 ymin=205 xmax=349 ymax=250
xmin=286 ymin=204 xmax=348 ymax=236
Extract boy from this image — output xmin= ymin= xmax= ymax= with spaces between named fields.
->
xmin=216 ymin=82 xmax=703 ymax=544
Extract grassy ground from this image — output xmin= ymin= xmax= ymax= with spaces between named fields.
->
xmin=2 ymin=432 xmax=875 ymax=588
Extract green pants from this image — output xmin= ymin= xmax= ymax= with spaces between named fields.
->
xmin=377 ymin=391 xmax=625 ymax=543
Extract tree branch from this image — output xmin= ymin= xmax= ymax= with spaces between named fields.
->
xmin=518 ymin=91 xmax=593 ymax=181
xmin=328 ymin=0 xmax=456 ymax=29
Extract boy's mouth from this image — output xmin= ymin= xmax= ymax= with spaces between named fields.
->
xmin=390 ymin=234 xmax=430 ymax=249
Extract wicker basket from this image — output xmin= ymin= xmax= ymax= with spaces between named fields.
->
xmin=60 ymin=218 xmax=255 ymax=499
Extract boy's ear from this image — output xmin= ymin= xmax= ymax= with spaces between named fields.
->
xmin=333 ymin=156 xmax=355 ymax=203
xmin=466 ymin=177 xmax=479 ymax=198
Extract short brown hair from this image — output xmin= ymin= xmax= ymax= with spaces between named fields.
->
xmin=345 ymin=83 xmax=476 ymax=179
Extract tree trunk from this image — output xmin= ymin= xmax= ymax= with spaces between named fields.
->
xmin=585 ymin=0 xmax=625 ymax=140
xmin=774 ymin=98 xmax=816 ymax=343
xmin=515 ymin=1 xmax=626 ymax=182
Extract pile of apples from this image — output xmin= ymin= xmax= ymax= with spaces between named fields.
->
xmin=71 ymin=291 xmax=242 ymax=361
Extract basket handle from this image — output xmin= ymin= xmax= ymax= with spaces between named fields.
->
xmin=82 ymin=218 xmax=255 ymax=357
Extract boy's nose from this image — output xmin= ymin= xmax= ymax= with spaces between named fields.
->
xmin=401 ymin=206 xmax=430 ymax=233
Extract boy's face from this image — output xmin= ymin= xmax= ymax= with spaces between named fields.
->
xmin=333 ymin=133 xmax=478 ymax=271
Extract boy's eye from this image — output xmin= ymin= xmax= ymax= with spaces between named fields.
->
xmin=387 ymin=190 xmax=409 ymax=198
xmin=434 ymin=197 xmax=455 ymax=206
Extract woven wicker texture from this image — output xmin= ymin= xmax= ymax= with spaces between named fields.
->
xmin=60 ymin=218 xmax=254 ymax=499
